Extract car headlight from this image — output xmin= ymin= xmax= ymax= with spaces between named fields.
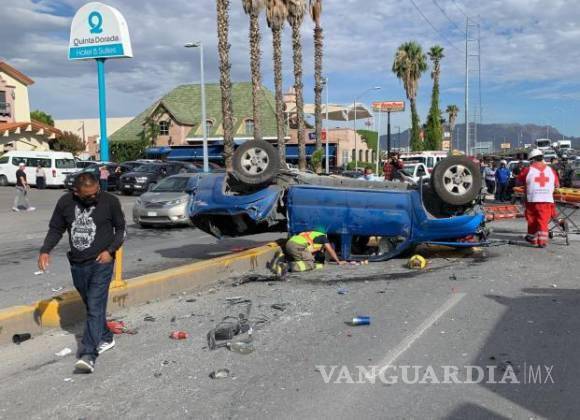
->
xmin=165 ymin=197 xmax=188 ymax=206
xmin=136 ymin=177 xmax=148 ymax=183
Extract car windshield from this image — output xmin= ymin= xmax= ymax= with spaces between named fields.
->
xmin=152 ymin=176 xmax=191 ymax=192
xmin=134 ymin=164 xmax=162 ymax=173
xmin=402 ymin=165 xmax=416 ymax=176
xmin=55 ymin=159 xmax=76 ymax=169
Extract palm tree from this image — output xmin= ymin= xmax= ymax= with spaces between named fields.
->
xmin=242 ymin=0 xmax=265 ymax=142
xmin=446 ymin=104 xmax=459 ymax=149
xmin=217 ymin=0 xmax=235 ymax=170
xmin=266 ymin=0 xmax=288 ymax=163
xmin=392 ymin=41 xmax=428 ymax=152
xmin=309 ymin=0 xmax=323 ymax=172
xmin=286 ymin=0 xmax=307 ymax=170
xmin=425 ymin=45 xmax=445 ymax=150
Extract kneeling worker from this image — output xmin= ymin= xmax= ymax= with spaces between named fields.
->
xmin=286 ymin=231 xmax=345 ymax=272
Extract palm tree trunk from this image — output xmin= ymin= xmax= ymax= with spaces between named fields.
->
xmin=410 ymin=97 xmax=422 ymax=152
xmin=249 ymin=11 xmax=262 ymax=141
xmin=217 ymin=0 xmax=234 ymax=170
xmin=272 ymin=27 xmax=286 ymax=163
xmin=291 ymin=23 xmax=307 ymax=170
xmin=313 ymin=25 xmax=324 ymax=172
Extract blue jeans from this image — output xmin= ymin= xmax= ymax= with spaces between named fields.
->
xmin=99 ymin=179 xmax=108 ymax=191
xmin=70 ymin=260 xmax=114 ymax=360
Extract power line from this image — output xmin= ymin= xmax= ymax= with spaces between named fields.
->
xmin=407 ymin=0 xmax=462 ymax=52
xmin=431 ymin=0 xmax=465 ymax=35
xmin=451 ymin=0 xmax=483 ymax=24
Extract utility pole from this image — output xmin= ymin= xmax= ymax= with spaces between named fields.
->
xmin=464 ymin=16 xmax=469 ymax=155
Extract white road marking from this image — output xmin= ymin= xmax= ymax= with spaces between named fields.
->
xmin=369 ymin=292 xmax=466 ymax=380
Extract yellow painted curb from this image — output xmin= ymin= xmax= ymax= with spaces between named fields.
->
xmin=0 ymin=242 xmax=282 ymax=345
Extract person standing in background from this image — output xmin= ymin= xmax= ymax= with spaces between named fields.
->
xmin=99 ymin=165 xmax=110 ymax=192
xmin=12 ymin=162 xmax=35 ymax=212
xmin=494 ymin=160 xmax=511 ymax=202
xmin=483 ymin=162 xmax=496 ymax=195
xmin=36 ymin=163 xmax=46 ymax=190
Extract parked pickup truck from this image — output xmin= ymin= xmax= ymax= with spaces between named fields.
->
xmin=187 ymin=140 xmax=487 ymax=260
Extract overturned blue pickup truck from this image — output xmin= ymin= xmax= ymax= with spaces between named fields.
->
xmin=188 ymin=140 xmax=487 ymax=261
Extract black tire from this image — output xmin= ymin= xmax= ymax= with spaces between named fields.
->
xmin=232 ymin=140 xmax=280 ymax=186
xmin=431 ymin=156 xmax=482 ymax=206
xmin=0 ymin=175 xmax=8 ymax=187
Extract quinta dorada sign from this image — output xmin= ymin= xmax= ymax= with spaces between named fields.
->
xmin=68 ymin=2 xmax=133 ymax=60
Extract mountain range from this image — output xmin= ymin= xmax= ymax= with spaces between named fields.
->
xmin=379 ymin=123 xmax=580 ymax=152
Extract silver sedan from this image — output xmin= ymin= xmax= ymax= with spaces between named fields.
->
xmin=132 ymin=174 xmax=196 ymax=227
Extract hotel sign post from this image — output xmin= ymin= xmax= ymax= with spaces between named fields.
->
xmin=371 ymin=101 xmax=405 ymax=172
xmin=68 ymin=2 xmax=133 ymax=161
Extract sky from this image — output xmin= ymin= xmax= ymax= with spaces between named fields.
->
xmin=2 ymin=0 xmax=580 ymax=136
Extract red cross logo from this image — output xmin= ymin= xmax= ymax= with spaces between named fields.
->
xmin=534 ymin=170 xmax=550 ymax=188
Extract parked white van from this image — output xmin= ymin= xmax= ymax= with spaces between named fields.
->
xmin=0 ymin=151 xmax=79 ymax=187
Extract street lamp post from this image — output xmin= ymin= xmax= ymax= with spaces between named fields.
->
xmin=354 ymin=86 xmax=381 ymax=170
xmin=323 ymin=77 xmax=330 ymax=173
xmin=185 ymin=42 xmax=209 ymax=173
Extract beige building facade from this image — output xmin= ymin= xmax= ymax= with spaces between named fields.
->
xmin=0 ymin=61 xmax=60 ymax=152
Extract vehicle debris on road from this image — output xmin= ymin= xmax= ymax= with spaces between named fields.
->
xmin=55 ymin=347 xmax=73 ymax=357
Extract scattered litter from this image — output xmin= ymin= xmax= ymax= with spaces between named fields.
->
xmin=55 ymin=347 xmax=73 ymax=357
xmin=449 ymin=274 xmax=457 ymax=281
xmin=185 ymin=298 xmax=197 ymax=303
xmin=107 ymin=320 xmax=137 ymax=335
xmin=271 ymin=303 xmax=289 ymax=311
xmin=337 ymin=288 xmax=348 ymax=295
xmin=376 ymin=290 xmax=386 ymax=294
xmin=51 ymin=287 xmax=64 ymax=293
xmin=12 ymin=333 xmax=31 ymax=344
xmin=207 ymin=299 xmax=252 ymax=350
xmin=170 ymin=316 xmax=176 ymax=323
xmin=153 ymin=372 xmax=162 ymax=378
xmin=350 ymin=316 xmax=371 ymax=326
xmin=226 ymin=297 xmax=245 ymax=303
xmin=169 ymin=331 xmax=188 ymax=340
xmin=408 ymin=255 xmax=427 ymax=269
xmin=232 ymin=274 xmax=280 ymax=286
xmin=552 ymin=284 xmax=558 ymax=288
xmin=64 ymin=377 xmax=74 ymax=383
xmin=209 ymin=369 xmax=231 ymax=379
xmin=143 ymin=315 xmax=156 ymax=322
xmin=34 ymin=270 xmax=46 ymax=276
xmin=228 ymin=340 xmax=255 ymax=355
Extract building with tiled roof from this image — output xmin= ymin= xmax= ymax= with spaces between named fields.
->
xmin=111 ymin=82 xmax=280 ymax=146
xmin=0 ymin=61 xmax=60 ymax=152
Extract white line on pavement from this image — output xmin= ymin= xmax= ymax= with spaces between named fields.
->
xmin=369 ymin=292 xmax=467 ymax=380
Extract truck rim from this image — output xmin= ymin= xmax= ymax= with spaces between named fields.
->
xmin=240 ymin=147 xmax=269 ymax=175
xmin=442 ymin=164 xmax=473 ymax=196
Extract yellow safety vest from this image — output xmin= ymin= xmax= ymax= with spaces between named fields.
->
xmin=289 ymin=231 xmax=326 ymax=253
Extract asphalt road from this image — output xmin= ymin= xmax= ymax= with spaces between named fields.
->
xmin=0 ymin=216 xmax=579 ymax=419
xmin=0 ymin=187 xmax=281 ymax=308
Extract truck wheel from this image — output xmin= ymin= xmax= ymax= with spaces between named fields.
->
xmin=232 ymin=140 xmax=280 ymax=186
xmin=431 ymin=156 xmax=482 ymax=206
xmin=0 ymin=175 xmax=7 ymax=186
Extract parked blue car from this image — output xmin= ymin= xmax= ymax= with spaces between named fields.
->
xmin=188 ymin=169 xmax=487 ymax=261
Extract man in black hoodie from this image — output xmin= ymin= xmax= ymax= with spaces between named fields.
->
xmin=38 ymin=172 xmax=126 ymax=373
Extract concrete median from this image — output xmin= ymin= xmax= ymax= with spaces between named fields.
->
xmin=0 ymin=242 xmax=282 ymax=346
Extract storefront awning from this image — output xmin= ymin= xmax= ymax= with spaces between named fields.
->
xmin=286 ymin=103 xmax=374 ymax=121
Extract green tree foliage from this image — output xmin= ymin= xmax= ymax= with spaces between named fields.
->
xmin=425 ymin=46 xmax=445 ymax=150
xmin=309 ymin=147 xmax=324 ymax=172
xmin=392 ymin=42 xmax=427 ymax=152
xmin=110 ymin=140 xmax=148 ymax=163
xmin=30 ymin=110 xmax=54 ymax=126
xmin=50 ymin=131 xmax=84 ymax=154
xmin=357 ymin=129 xmax=378 ymax=152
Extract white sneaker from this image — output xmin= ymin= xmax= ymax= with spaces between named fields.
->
xmin=12 ymin=207 xmax=20 ymax=212
xmin=74 ymin=356 xmax=95 ymax=373
xmin=97 ymin=338 xmax=115 ymax=354
xmin=26 ymin=207 xmax=36 ymax=211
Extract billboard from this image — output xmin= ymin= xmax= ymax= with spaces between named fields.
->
xmin=69 ymin=2 xmax=133 ymax=60
xmin=500 ymin=143 xmax=511 ymax=150
xmin=371 ymin=101 xmax=405 ymax=113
